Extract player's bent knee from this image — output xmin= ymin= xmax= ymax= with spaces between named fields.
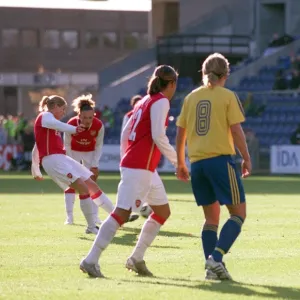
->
xmin=90 ymin=174 xmax=98 ymax=182
xmin=65 ymin=187 xmax=75 ymax=194
xmin=112 ymin=207 xmax=131 ymax=224
xmin=150 ymin=204 xmax=171 ymax=222
xmin=228 ymin=203 xmax=246 ymax=220
xmin=71 ymin=178 xmax=89 ymax=195
xmin=205 ymin=216 xmax=220 ymax=226
xmin=150 ymin=212 xmax=168 ymax=225
xmin=202 ymin=203 xmax=220 ymax=225
xmin=85 ymin=178 xmax=99 ymax=194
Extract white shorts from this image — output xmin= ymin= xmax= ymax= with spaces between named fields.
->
xmin=117 ymin=167 xmax=168 ymax=213
xmin=69 ymin=150 xmax=95 ymax=169
xmin=42 ymin=154 xmax=93 ymax=190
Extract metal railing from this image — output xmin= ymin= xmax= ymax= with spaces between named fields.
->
xmin=157 ymin=34 xmax=250 ymax=56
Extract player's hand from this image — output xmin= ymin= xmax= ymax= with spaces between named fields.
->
xmin=76 ymin=124 xmax=86 ymax=134
xmin=176 ymin=165 xmax=190 ymax=182
xmin=90 ymin=167 xmax=99 ymax=181
xmin=241 ymin=159 xmax=252 ymax=178
xmin=34 ymin=176 xmax=43 ymax=181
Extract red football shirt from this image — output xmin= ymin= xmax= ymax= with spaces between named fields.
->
xmin=68 ymin=116 xmax=103 ymax=152
xmin=34 ymin=112 xmax=66 ymax=161
xmin=121 ymin=93 xmax=169 ymax=172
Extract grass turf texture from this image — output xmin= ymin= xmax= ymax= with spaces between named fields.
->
xmin=1 ymin=172 xmax=300 ymax=300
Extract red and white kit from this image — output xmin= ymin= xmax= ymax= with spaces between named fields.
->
xmin=64 ymin=116 xmax=104 ymax=169
xmin=118 ymin=93 xmax=177 ymax=213
xmin=31 ymin=112 xmax=92 ymax=190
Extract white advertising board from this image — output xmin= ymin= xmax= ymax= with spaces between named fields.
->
xmin=270 ymin=145 xmax=300 ymax=174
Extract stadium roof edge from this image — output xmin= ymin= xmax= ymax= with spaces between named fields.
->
xmin=0 ymin=0 xmax=151 ymax=12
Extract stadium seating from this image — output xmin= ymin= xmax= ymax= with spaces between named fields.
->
xmin=105 ymin=54 xmax=300 ymax=149
xmin=234 ymin=52 xmax=300 ymax=92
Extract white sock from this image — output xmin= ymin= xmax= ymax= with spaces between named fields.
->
xmin=92 ymin=201 xmax=100 ymax=222
xmin=92 ymin=191 xmax=114 ymax=214
xmin=79 ymin=194 xmax=95 ymax=229
xmin=130 ymin=217 xmax=162 ymax=262
xmin=85 ymin=215 xmax=120 ymax=264
xmin=64 ymin=189 xmax=75 ymax=219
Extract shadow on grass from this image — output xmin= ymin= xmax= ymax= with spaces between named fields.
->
xmin=121 ymin=277 xmax=300 ymax=300
xmin=1 ymin=173 xmax=300 ymax=195
xmin=121 ymin=226 xmax=198 ymax=239
xmin=78 ymin=226 xmax=196 ymax=247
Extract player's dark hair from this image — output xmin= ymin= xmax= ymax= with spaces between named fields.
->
xmin=147 ymin=65 xmax=178 ymax=96
xmin=130 ymin=95 xmax=142 ymax=107
xmin=72 ymin=94 xmax=95 ymax=114
xmin=39 ymin=95 xmax=67 ymax=112
xmin=202 ymin=53 xmax=230 ymax=87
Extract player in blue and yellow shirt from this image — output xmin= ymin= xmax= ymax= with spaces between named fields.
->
xmin=176 ymin=53 xmax=251 ymax=281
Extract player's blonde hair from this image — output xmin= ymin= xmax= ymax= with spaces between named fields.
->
xmin=72 ymin=94 xmax=95 ymax=114
xmin=38 ymin=95 xmax=67 ymax=112
xmin=202 ymin=53 xmax=230 ymax=87
xmin=147 ymin=65 xmax=178 ymax=95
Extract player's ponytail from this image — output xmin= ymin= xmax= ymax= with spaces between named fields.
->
xmin=147 ymin=76 xmax=161 ymax=95
xmin=38 ymin=95 xmax=67 ymax=112
xmin=203 ymin=72 xmax=222 ymax=86
xmin=147 ymin=65 xmax=178 ymax=95
xmin=39 ymin=96 xmax=49 ymax=112
xmin=202 ymin=53 xmax=230 ymax=87
xmin=72 ymin=94 xmax=95 ymax=114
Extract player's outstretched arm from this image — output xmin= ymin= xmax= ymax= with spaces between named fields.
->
xmin=150 ymin=98 xmax=177 ymax=166
xmin=31 ymin=143 xmax=43 ymax=180
xmin=120 ymin=116 xmax=132 ymax=158
xmin=41 ymin=112 xmax=82 ymax=134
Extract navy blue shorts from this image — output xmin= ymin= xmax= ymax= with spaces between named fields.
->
xmin=191 ymin=155 xmax=245 ymax=206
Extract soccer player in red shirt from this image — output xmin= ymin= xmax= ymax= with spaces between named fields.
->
xmin=121 ymin=94 xmax=142 ymax=132
xmin=64 ymin=95 xmax=139 ymax=226
xmin=32 ymin=95 xmax=105 ymax=235
xmin=80 ymin=65 xmax=178 ymax=278
xmin=64 ymin=95 xmax=111 ymax=225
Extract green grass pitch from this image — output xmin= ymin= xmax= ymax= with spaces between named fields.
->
xmin=1 ymin=172 xmax=300 ymax=300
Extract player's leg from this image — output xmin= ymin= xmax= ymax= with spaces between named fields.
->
xmin=80 ymin=168 xmax=151 ymax=278
xmin=85 ymin=176 xmax=139 ymax=223
xmin=64 ymin=187 xmax=76 ymax=225
xmin=190 ymin=160 xmax=220 ymax=280
xmin=82 ymin=155 xmax=101 ymax=225
xmin=201 ymin=204 xmax=220 ymax=281
xmin=80 ymin=206 xmax=129 ymax=278
xmin=42 ymin=155 xmax=98 ymax=234
xmin=64 ymin=156 xmax=100 ymax=234
xmin=69 ymin=178 xmax=98 ymax=234
xmin=85 ymin=178 xmax=114 ymax=213
xmin=206 ymin=156 xmax=246 ymax=280
xmin=63 ymin=151 xmax=80 ymax=225
xmin=201 ymin=204 xmax=220 ymax=258
xmin=126 ymin=171 xmax=170 ymax=276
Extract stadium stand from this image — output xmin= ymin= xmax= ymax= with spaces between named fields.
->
xmin=106 ymin=43 xmax=300 ymax=155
